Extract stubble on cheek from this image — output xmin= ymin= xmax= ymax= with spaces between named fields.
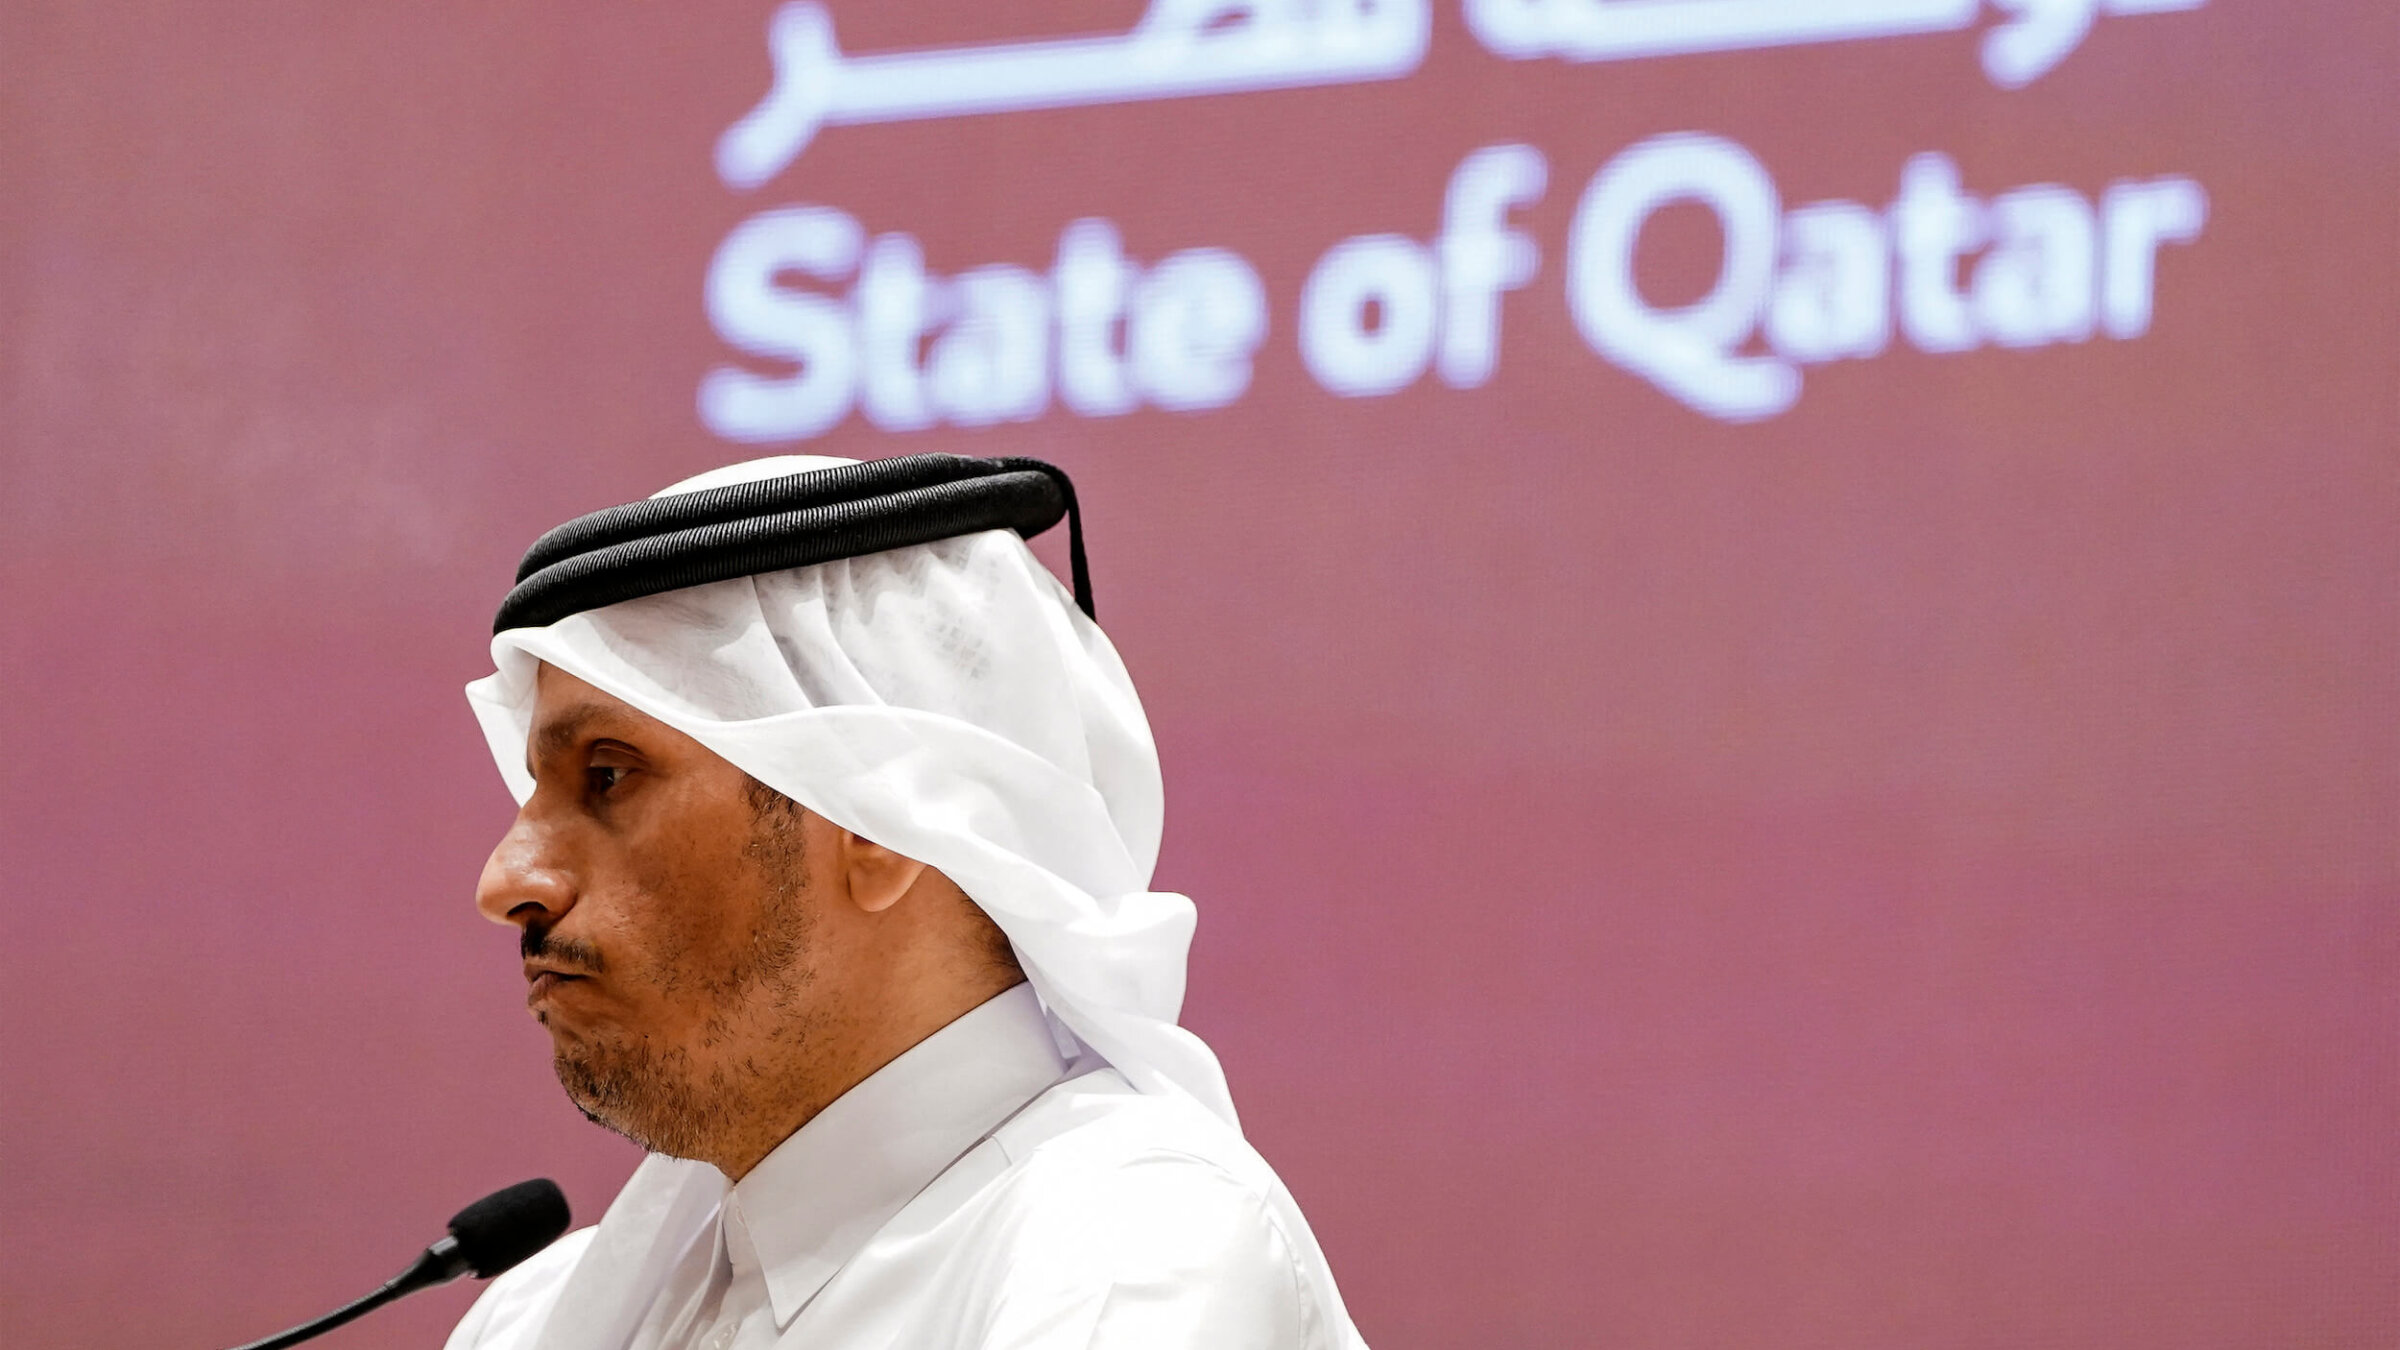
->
xmin=548 ymin=795 xmax=823 ymax=1159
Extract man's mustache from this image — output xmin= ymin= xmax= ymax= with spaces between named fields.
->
xmin=521 ymin=922 xmax=606 ymax=974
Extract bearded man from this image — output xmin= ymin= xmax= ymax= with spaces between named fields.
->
xmin=444 ymin=454 xmax=1364 ymax=1350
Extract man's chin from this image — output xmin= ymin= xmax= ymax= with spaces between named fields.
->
xmin=552 ymin=1039 xmax=705 ymax=1158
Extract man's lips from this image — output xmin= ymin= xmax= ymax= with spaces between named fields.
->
xmin=525 ymin=966 xmax=593 ymax=1003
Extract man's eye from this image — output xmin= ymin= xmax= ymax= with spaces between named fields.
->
xmin=586 ymin=766 xmax=625 ymax=795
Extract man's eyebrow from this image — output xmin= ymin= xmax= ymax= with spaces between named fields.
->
xmin=527 ymin=704 xmax=628 ymax=773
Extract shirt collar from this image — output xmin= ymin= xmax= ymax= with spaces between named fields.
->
xmin=719 ymin=982 xmax=1066 ymax=1328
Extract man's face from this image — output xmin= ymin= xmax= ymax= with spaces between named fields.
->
xmin=474 ymin=665 xmax=834 ymax=1159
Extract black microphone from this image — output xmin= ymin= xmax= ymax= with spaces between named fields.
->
xmin=223 ymin=1178 xmax=572 ymax=1350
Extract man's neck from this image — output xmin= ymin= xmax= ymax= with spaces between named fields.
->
xmin=704 ymin=972 xmax=1028 ymax=1181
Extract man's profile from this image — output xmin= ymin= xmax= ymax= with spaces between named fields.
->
xmin=445 ymin=454 xmax=1363 ymax=1350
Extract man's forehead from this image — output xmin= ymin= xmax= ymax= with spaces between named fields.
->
xmin=533 ymin=660 xmax=611 ymax=705
xmin=528 ymin=664 xmax=668 ymax=757
xmin=519 ymin=664 xmax=773 ymax=803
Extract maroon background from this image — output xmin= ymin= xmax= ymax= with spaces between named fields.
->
xmin=3 ymin=3 xmax=2394 ymax=1348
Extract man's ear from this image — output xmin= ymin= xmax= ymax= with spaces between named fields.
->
xmin=840 ymin=830 xmax=930 ymax=914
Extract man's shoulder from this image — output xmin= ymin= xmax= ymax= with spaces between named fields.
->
xmin=992 ymin=1068 xmax=1286 ymax=1202
xmin=969 ymin=1069 xmax=1315 ymax=1286
xmin=926 ymin=1070 xmax=1333 ymax=1346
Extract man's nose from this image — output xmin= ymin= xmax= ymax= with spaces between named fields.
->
xmin=475 ymin=811 xmax=577 ymax=928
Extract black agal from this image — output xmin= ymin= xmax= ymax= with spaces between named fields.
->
xmin=494 ymin=455 xmax=1092 ymax=634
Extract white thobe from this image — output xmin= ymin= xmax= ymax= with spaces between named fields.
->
xmin=444 ymin=985 xmax=1364 ymax=1350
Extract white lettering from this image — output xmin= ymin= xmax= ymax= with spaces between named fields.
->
xmin=1973 ymin=184 xmax=2097 ymax=347
xmin=700 ymin=145 xmax=2210 ymax=439
xmin=1460 ymin=0 xmax=2203 ymax=88
xmin=1892 ymin=152 xmax=1984 ymax=354
xmin=2100 ymin=176 xmax=2207 ymax=338
xmin=717 ymin=0 xmax=1432 ymax=188
xmin=699 ymin=206 xmax=863 ymax=444
xmin=1567 ymin=132 xmax=1797 ymax=422
xmin=1983 ymin=0 xmax=2095 ymax=88
xmin=1300 ymin=234 xmax=1441 ymax=397
xmin=856 ymin=234 xmax=940 ymax=432
xmin=1130 ymin=248 xmax=1269 ymax=412
xmin=1438 ymin=144 xmax=1549 ymax=388
xmin=1056 ymin=219 xmax=1139 ymax=417
xmin=1766 ymin=200 xmax=1891 ymax=363
xmin=928 ymin=264 xmax=1050 ymax=426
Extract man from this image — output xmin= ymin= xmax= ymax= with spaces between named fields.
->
xmin=445 ymin=453 xmax=1365 ymax=1349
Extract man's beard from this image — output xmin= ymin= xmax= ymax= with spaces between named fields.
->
xmin=537 ymin=789 xmax=817 ymax=1159
xmin=552 ymin=1029 xmax=736 ymax=1161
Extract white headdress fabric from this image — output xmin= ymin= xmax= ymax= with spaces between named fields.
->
xmin=464 ymin=454 xmax=1237 ymax=1128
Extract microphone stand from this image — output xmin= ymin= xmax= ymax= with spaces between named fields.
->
xmin=218 ymin=1177 xmax=567 ymax=1350
xmin=227 ymin=1235 xmax=475 ymax=1350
